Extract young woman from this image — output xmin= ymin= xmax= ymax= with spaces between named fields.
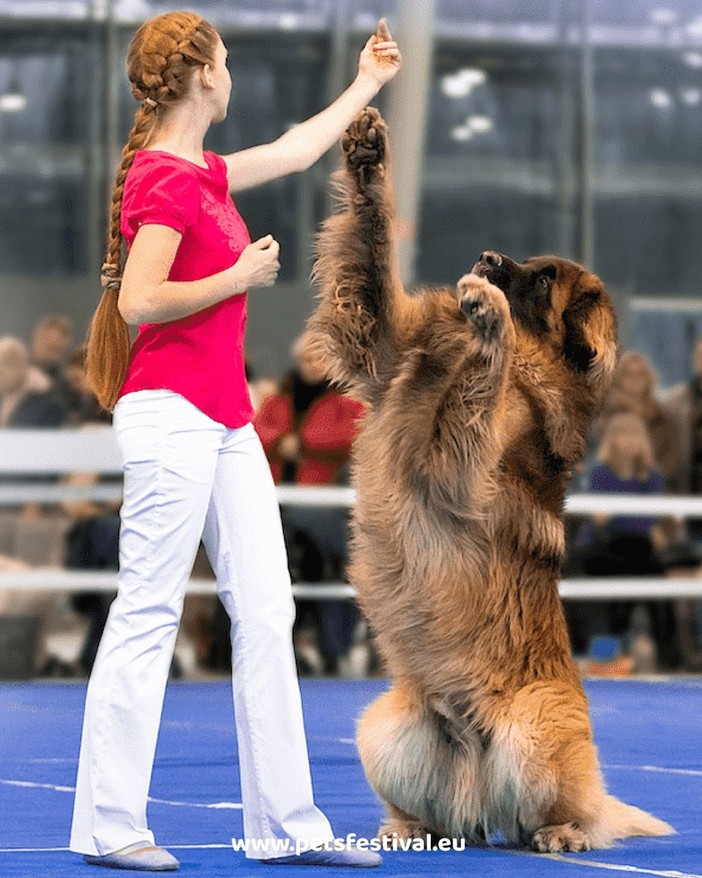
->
xmin=70 ymin=11 xmax=400 ymax=870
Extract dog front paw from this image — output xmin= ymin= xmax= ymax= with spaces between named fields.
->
xmin=531 ymin=822 xmax=592 ymax=853
xmin=342 ymin=107 xmax=387 ymax=175
xmin=379 ymin=818 xmax=431 ymax=844
xmin=457 ymin=273 xmax=509 ymax=344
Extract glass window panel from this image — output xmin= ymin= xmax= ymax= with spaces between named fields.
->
xmin=595 ymin=198 xmax=702 ymax=298
xmin=439 ymin=0 xmax=559 ymax=28
xmin=419 ymin=44 xmax=572 ymax=285
xmin=592 ymin=46 xmax=702 ymax=297
xmin=417 ymin=190 xmax=559 ymax=286
xmin=590 ymin=0 xmax=702 ymax=34
xmin=0 ymin=31 xmax=92 ymax=276
xmin=349 ymin=0 xmax=397 ymax=29
xmin=0 ymin=38 xmax=88 ymax=144
xmin=428 ymin=47 xmax=563 ymax=161
xmin=0 ymin=176 xmax=88 ymax=274
xmin=594 ymin=49 xmax=702 ymax=171
xmin=114 ymin=0 xmax=332 ymax=29
xmin=0 ymin=0 xmax=89 ymax=20
xmin=629 ymin=309 xmax=702 ymax=389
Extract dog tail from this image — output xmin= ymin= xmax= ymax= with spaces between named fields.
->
xmin=599 ymin=794 xmax=674 ymax=841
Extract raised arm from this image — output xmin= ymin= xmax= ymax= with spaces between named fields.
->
xmin=222 ymin=20 xmax=401 ymax=193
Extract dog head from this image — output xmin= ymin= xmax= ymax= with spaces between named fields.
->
xmin=472 ymin=250 xmax=618 ymax=399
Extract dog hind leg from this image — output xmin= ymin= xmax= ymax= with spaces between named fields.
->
xmin=357 ymin=683 xmax=484 ymax=843
xmin=484 ymin=681 xmax=610 ymax=851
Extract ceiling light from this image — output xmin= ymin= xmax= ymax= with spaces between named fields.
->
xmin=450 ymin=125 xmax=474 ymax=142
xmin=467 ymin=115 xmax=493 ymax=134
xmin=683 ymin=51 xmax=702 ymax=68
xmin=681 ymin=88 xmax=701 ymax=106
xmin=0 ymin=92 xmax=27 ymax=113
xmin=649 ymin=88 xmax=673 ymax=109
xmin=450 ymin=114 xmax=494 ymax=143
xmin=650 ymin=7 xmax=677 ymax=27
xmin=441 ymin=68 xmax=486 ymax=100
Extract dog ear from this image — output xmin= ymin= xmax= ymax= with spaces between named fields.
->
xmin=563 ymin=273 xmax=618 ymax=397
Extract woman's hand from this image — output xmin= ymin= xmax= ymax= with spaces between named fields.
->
xmin=357 ymin=18 xmax=402 ymax=89
xmin=233 ymin=235 xmax=281 ymax=289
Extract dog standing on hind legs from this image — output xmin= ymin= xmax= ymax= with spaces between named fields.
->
xmin=307 ymin=106 xmax=674 ymax=852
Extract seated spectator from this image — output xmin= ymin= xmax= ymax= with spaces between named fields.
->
xmin=663 ymin=337 xmax=702 ymax=662
xmin=255 ymin=334 xmax=365 ymax=675
xmin=31 ymin=313 xmax=73 ymax=379
xmin=63 ymin=515 xmax=118 ymax=674
xmin=664 ymin=337 xmax=702 ymax=493
xmin=63 ymin=346 xmax=111 ymax=426
xmin=597 ymin=351 xmax=682 ymax=491
xmin=0 ymin=336 xmax=67 ymax=428
xmin=568 ymin=412 xmax=682 ymax=670
xmin=255 ymin=334 xmax=364 ymax=486
xmin=30 ymin=314 xmax=80 ymax=417
xmin=244 ymin=357 xmax=277 ymax=414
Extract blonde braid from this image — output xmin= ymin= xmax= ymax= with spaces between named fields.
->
xmin=85 ymin=11 xmax=220 ymax=411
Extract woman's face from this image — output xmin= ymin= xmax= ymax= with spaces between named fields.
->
xmin=208 ymin=38 xmax=232 ymax=123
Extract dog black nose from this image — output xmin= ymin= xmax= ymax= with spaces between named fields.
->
xmin=479 ymin=250 xmax=502 ymax=267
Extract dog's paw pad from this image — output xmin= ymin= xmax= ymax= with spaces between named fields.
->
xmin=532 ymin=822 xmax=591 ymax=853
xmin=342 ymin=108 xmax=387 ymax=172
xmin=457 ymin=274 xmax=508 ymax=343
xmin=379 ymin=819 xmax=430 ymax=842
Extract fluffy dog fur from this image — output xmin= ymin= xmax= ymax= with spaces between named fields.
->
xmin=306 ymin=107 xmax=674 ymax=852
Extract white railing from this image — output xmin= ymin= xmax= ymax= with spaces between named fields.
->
xmin=2 ymin=429 xmax=702 ymax=600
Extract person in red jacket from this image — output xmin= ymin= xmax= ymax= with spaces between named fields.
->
xmin=255 ymin=335 xmax=364 ymax=674
xmin=256 ymin=334 xmax=364 ymax=485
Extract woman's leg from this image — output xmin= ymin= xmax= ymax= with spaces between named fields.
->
xmin=70 ymin=391 xmax=222 ymax=856
xmin=202 ymin=424 xmax=334 ymax=858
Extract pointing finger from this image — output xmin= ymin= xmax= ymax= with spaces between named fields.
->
xmin=376 ymin=18 xmax=392 ymax=41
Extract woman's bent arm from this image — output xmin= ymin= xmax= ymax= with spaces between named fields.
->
xmin=118 ymin=225 xmax=279 ymax=324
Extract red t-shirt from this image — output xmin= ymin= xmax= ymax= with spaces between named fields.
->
xmin=117 ymin=149 xmax=254 ymax=428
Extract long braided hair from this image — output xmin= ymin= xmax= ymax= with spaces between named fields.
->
xmin=86 ymin=11 xmax=220 ymax=410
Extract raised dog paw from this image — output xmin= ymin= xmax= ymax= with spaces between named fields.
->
xmin=342 ymin=107 xmax=387 ymax=174
xmin=457 ymin=273 xmax=510 ymax=344
xmin=531 ymin=822 xmax=592 ymax=853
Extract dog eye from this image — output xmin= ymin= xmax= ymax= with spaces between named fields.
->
xmin=538 ymin=275 xmax=550 ymax=290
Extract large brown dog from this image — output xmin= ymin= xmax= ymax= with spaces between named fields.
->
xmin=307 ymin=107 xmax=674 ymax=852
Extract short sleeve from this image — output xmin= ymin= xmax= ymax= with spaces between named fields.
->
xmin=206 ymin=151 xmax=228 ymax=178
xmin=121 ymin=160 xmax=201 ymax=241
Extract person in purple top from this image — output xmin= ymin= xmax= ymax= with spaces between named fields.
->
xmin=571 ymin=412 xmax=682 ymax=668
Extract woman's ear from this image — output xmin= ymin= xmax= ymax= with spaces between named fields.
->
xmin=199 ymin=64 xmax=215 ymax=90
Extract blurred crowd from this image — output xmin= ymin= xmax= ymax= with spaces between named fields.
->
xmin=0 ymin=316 xmax=371 ymax=680
xmin=1 ymin=314 xmax=702 ymax=679
xmin=565 ymin=346 xmax=702 ymax=673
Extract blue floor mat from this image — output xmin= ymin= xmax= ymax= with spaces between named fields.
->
xmin=0 ymin=678 xmax=700 ymax=877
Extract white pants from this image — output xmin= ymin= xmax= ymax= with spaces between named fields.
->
xmin=70 ymin=390 xmax=334 ymax=858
